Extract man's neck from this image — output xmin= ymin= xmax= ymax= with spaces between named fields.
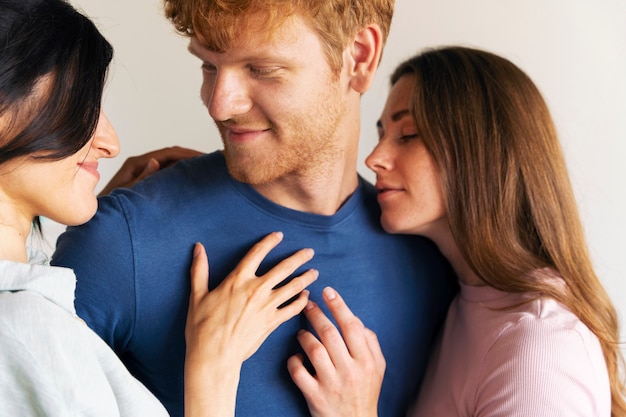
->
xmin=252 ymin=161 xmax=360 ymax=216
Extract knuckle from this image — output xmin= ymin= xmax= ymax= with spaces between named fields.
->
xmin=344 ymin=317 xmax=365 ymax=334
xmin=318 ymin=325 xmax=341 ymax=344
xmin=288 ymin=277 xmax=306 ymax=293
xmin=308 ymin=343 xmax=329 ymax=363
xmin=288 ymin=364 xmax=310 ymax=384
xmin=361 ymin=359 xmax=377 ymax=374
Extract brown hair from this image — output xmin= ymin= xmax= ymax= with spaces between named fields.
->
xmin=392 ymin=46 xmax=625 ymax=416
xmin=163 ymin=0 xmax=394 ymax=74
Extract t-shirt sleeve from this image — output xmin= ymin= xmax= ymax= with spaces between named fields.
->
xmin=473 ymin=316 xmax=607 ymax=417
xmin=51 ymin=193 xmax=136 ymax=353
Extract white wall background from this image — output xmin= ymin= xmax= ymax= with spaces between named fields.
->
xmin=57 ymin=0 xmax=624 ymax=353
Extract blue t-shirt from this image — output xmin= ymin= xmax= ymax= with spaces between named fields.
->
xmin=52 ymin=151 xmax=456 ymax=417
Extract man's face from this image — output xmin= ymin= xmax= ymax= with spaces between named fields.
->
xmin=188 ymin=15 xmax=348 ymax=185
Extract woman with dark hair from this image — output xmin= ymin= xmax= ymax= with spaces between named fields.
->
xmin=288 ymin=46 xmax=626 ymax=416
xmin=0 ymin=0 xmax=317 ymax=415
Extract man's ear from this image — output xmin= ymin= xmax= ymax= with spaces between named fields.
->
xmin=347 ymin=24 xmax=384 ymax=94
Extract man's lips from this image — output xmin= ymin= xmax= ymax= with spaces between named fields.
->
xmin=222 ymin=125 xmax=271 ymax=144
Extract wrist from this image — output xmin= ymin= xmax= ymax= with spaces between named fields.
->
xmin=184 ymin=359 xmax=242 ymax=417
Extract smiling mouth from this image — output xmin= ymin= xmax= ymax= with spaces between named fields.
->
xmin=78 ymin=163 xmax=100 ymax=180
xmin=223 ymin=126 xmax=273 ymax=145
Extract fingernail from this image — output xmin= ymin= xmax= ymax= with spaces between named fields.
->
xmin=193 ymin=242 xmax=202 ymax=257
xmin=324 ymin=287 xmax=337 ymax=301
xmin=304 ymin=300 xmax=316 ymax=310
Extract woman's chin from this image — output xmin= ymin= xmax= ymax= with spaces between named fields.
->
xmin=380 ymin=218 xmax=404 ymax=235
xmin=55 ymin=205 xmax=98 ymax=227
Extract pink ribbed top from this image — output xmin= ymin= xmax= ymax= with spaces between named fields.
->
xmin=410 ymin=274 xmax=610 ymax=417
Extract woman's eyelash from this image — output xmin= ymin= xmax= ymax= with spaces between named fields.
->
xmin=401 ymin=134 xmax=419 ymax=141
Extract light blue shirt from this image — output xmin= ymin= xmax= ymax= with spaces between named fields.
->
xmin=0 ymin=251 xmax=168 ymax=416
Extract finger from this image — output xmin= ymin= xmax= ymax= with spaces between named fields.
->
xmin=295 ymin=322 xmax=336 ymax=378
xmin=364 ymin=329 xmax=386 ymax=374
xmin=267 ymin=288 xmax=313 ymax=331
xmin=189 ymin=242 xmax=209 ymax=302
xmin=233 ymin=232 xmax=285 ymax=276
xmin=287 ymin=353 xmax=318 ymax=394
xmin=260 ymin=247 xmax=315 ymax=290
xmin=236 ymin=288 xmax=313 ymax=363
xmin=269 ymin=267 xmax=318 ymax=309
xmin=301 ymin=300 xmax=352 ymax=371
xmin=322 ymin=287 xmax=370 ymax=360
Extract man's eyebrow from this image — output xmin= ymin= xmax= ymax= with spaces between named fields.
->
xmin=187 ymin=40 xmax=211 ymax=57
xmin=187 ymin=43 xmax=199 ymax=56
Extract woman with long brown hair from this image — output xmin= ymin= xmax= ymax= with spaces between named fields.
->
xmin=288 ymin=46 xmax=626 ymax=416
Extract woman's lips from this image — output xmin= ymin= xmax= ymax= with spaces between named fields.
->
xmin=375 ymin=182 xmax=403 ymax=203
xmin=79 ymin=162 xmax=100 ymax=180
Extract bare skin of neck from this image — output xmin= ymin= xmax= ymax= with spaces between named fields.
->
xmin=0 ymin=218 xmax=30 ymax=263
xmin=428 ymin=219 xmax=484 ymax=287
xmin=251 ymin=101 xmax=361 ymax=215
xmin=253 ymin=147 xmax=359 ymax=216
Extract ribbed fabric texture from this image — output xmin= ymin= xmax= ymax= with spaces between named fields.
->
xmin=410 ymin=273 xmax=610 ymax=417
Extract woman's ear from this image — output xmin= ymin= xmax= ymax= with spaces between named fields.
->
xmin=347 ymin=24 xmax=384 ymax=94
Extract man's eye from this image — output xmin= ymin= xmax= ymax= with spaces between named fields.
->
xmin=249 ymin=66 xmax=277 ymax=79
xmin=201 ymin=63 xmax=216 ymax=73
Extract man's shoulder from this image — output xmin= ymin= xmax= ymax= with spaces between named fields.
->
xmin=137 ymin=150 xmax=228 ymax=189
xmin=105 ymin=151 xmax=230 ymax=206
xmin=168 ymin=150 xmax=227 ymax=177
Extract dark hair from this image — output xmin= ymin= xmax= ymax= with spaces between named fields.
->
xmin=393 ymin=46 xmax=625 ymax=416
xmin=0 ymin=0 xmax=113 ymax=166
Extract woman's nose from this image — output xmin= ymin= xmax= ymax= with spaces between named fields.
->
xmin=365 ymin=142 xmax=392 ymax=173
xmin=91 ymin=111 xmax=120 ymax=158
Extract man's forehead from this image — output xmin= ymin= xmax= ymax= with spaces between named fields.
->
xmin=188 ymin=15 xmax=309 ymax=57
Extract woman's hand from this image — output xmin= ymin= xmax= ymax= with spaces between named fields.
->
xmin=98 ymin=146 xmax=203 ymax=196
xmin=184 ymin=232 xmax=318 ymax=417
xmin=287 ymin=287 xmax=385 ymax=417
